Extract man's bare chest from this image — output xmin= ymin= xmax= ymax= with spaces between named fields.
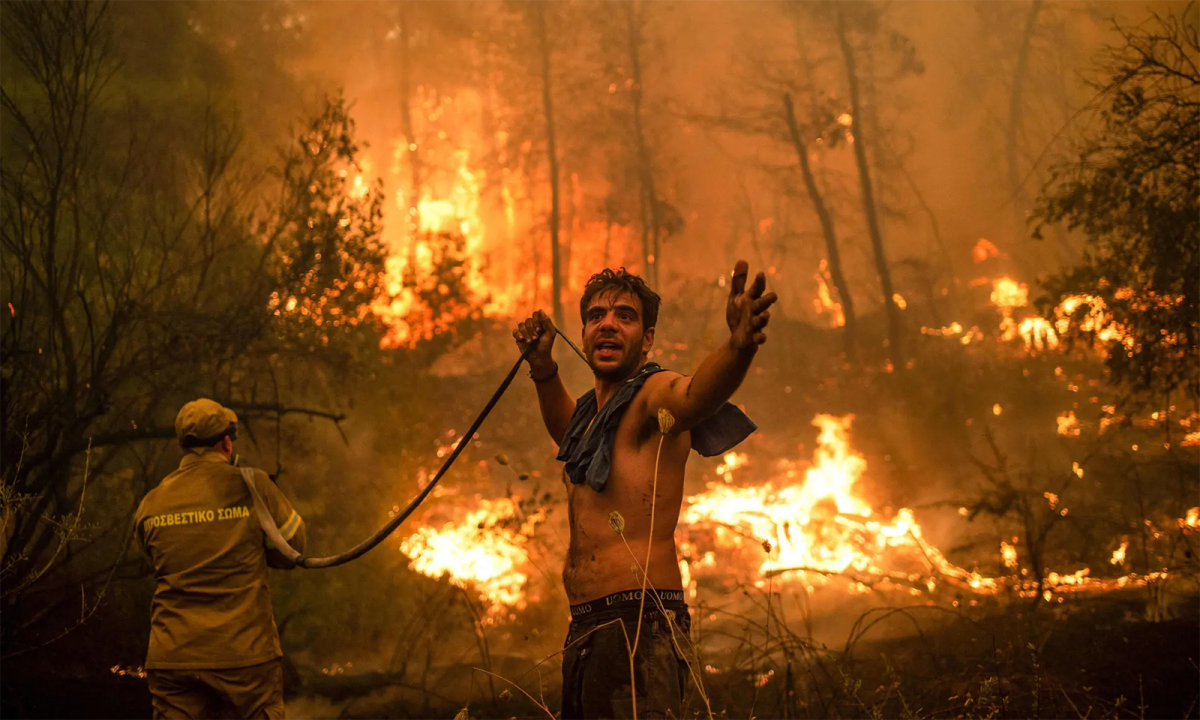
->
xmin=565 ymin=427 xmax=690 ymax=521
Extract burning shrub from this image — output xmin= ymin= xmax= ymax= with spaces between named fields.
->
xmin=1033 ymin=10 xmax=1199 ymax=401
xmin=398 ymin=496 xmax=547 ymax=615
xmin=266 ymin=94 xmax=389 ymax=347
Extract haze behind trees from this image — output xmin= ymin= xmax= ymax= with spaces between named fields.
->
xmin=1 ymin=1 xmax=1196 ymax=716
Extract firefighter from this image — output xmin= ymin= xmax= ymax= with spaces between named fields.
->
xmin=135 ymin=399 xmax=306 ymax=719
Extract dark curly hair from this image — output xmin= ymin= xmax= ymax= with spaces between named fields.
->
xmin=579 ymin=268 xmax=661 ymax=330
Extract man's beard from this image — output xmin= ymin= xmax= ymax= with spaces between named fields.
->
xmin=591 ymin=342 xmax=645 ymax=382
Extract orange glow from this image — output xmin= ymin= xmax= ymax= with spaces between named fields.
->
xmin=405 ymin=414 xmax=1182 ymax=615
xmin=679 ymin=414 xmax=1171 ymax=601
xmin=359 ymin=88 xmax=659 ymax=347
xmin=1110 ymin=540 xmax=1128 ymax=565
xmin=684 ymin=415 xmax=925 ymax=585
xmin=812 ymin=260 xmax=845 ymax=328
xmin=1018 ymin=317 xmax=1059 ymax=352
xmin=990 ymin=278 xmax=1028 ymax=309
xmin=1054 ymin=294 xmax=1129 ymax=349
xmin=990 ymin=278 xmax=1029 ymax=342
xmin=980 ymin=279 xmax=1147 ymax=358
xmin=369 ymin=146 xmax=528 ymax=348
xmin=972 ymin=238 xmax=1002 ymax=263
xmin=399 ymin=497 xmax=545 ymax=615
xmin=1057 ymin=411 xmax=1081 ymax=437
xmin=1000 ymin=541 xmax=1018 ymax=569
xmin=714 ymin=451 xmax=749 ymax=480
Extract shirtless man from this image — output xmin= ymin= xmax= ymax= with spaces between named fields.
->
xmin=513 ymin=261 xmax=777 ymax=719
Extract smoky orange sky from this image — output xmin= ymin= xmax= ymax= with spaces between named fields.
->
xmin=190 ymin=0 xmax=1171 ymax=340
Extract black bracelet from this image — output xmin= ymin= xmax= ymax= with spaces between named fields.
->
xmin=530 ymin=362 xmax=559 ymax=383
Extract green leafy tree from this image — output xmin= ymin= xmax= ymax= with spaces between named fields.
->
xmin=0 ymin=0 xmax=387 ymax=658
xmin=265 ymin=95 xmax=387 ymax=354
xmin=1033 ymin=8 xmax=1198 ymax=401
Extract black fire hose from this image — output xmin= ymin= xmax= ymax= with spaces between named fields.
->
xmin=293 ymin=344 xmax=538 ymax=569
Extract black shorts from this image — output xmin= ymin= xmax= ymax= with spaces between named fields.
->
xmin=561 ymin=589 xmax=695 ymax=719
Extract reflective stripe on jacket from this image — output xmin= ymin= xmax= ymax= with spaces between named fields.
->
xmin=135 ymin=452 xmax=306 ymax=669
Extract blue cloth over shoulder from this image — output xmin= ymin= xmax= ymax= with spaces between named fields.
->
xmin=555 ymin=362 xmax=757 ymax=492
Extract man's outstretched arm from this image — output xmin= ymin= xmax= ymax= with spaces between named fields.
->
xmin=514 ymin=310 xmax=576 ymax=445
xmin=645 ymin=260 xmax=777 ymax=433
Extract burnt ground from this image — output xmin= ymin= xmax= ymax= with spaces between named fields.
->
xmin=803 ymin=593 xmax=1200 ymax=720
xmin=8 ymin=592 xmax=1192 ymax=718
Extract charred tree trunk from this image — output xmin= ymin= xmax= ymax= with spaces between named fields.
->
xmin=861 ymin=43 xmax=889 ymax=208
xmin=783 ymin=93 xmax=858 ymax=361
xmin=397 ymin=3 xmax=422 ymax=253
xmin=563 ymin=171 xmax=577 ymax=301
xmin=1008 ymin=0 xmax=1042 ymax=245
xmin=603 ymin=196 xmax=614 ymax=269
xmin=534 ymin=5 xmax=564 ymax=328
xmin=623 ymin=1 xmax=660 ymax=289
xmin=836 ymin=7 xmax=904 ymax=367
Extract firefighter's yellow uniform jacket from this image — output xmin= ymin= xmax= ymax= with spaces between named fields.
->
xmin=135 ymin=452 xmax=306 ymax=670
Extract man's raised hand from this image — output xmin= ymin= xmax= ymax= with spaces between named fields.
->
xmin=725 ymin=260 xmax=778 ymax=351
xmin=513 ymin=309 xmax=558 ymax=376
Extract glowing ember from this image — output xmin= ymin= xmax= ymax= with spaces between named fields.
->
xmin=1057 ymin=411 xmax=1081 ymax=437
xmin=1018 ymin=317 xmax=1059 ymax=352
xmin=399 ymin=497 xmax=545 ymax=613
xmin=991 ymin=278 xmax=1029 ymax=342
xmin=812 ymin=260 xmax=845 ymax=328
xmin=1110 ymin=540 xmax=1128 ymax=565
xmin=921 ymin=321 xmax=963 ymax=337
xmin=921 ymin=321 xmax=985 ymax=345
xmin=972 ymin=238 xmax=1002 ymax=263
xmin=1054 ymin=294 xmax=1126 ymax=346
xmin=976 ymin=276 xmax=1148 ymax=358
xmin=1000 ymin=541 xmax=1018 ymax=569
xmin=990 ymin=278 xmax=1028 ymax=310
xmin=714 ymin=451 xmax=748 ymax=479
xmin=1048 ymin=289 xmax=1189 ymax=360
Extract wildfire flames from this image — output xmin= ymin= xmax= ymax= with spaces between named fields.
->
xmin=301 ymin=98 xmax=1171 ymax=364
xmin=400 ymin=414 xmax=1193 ymax=613
xmin=683 ymin=415 xmax=881 ymax=582
xmin=915 ymin=276 xmax=1145 ymax=357
xmin=970 ymin=275 xmax=1178 ymax=360
xmin=399 ymin=497 xmax=545 ymax=615
xmin=358 ymin=154 xmax=1188 ymax=612
xmin=367 ymin=144 xmax=525 ymax=348
xmin=353 ymin=90 xmax=645 ymax=348
xmin=681 ymin=414 xmax=1186 ymax=602
xmin=812 ymin=260 xmax=846 ymax=328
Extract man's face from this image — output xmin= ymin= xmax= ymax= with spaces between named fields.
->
xmin=582 ymin=289 xmax=655 ymax=381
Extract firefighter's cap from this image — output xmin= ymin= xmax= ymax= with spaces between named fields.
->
xmin=175 ymin=399 xmax=238 ymax=448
